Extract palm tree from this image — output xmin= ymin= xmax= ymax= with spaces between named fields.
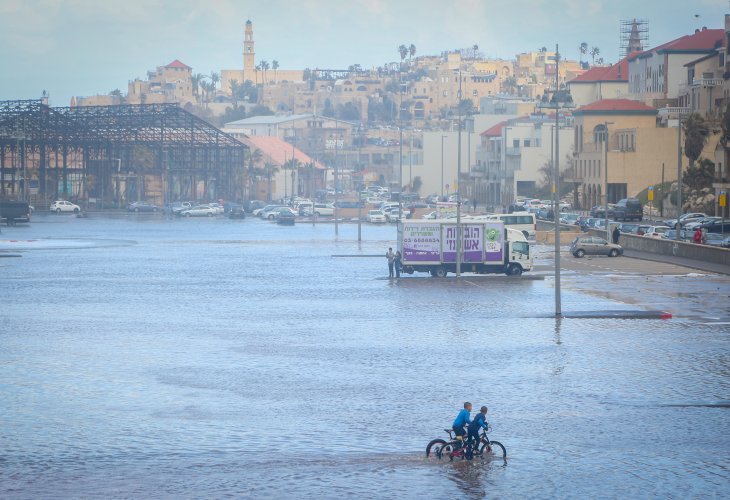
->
xmin=398 ymin=44 xmax=408 ymax=62
xmin=503 ymin=76 xmax=518 ymax=95
xmin=579 ymin=42 xmax=588 ymax=62
xmin=192 ymin=73 xmax=205 ymax=101
xmin=471 ymin=44 xmax=478 ymax=59
xmin=590 ymin=46 xmax=600 ymax=65
xmin=283 ymin=158 xmax=301 ymax=197
xmin=260 ymin=60 xmax=269 ymax=85
xmin=263 ymin=161 xmax=279 ymax=201
xmin=684 ymin=113 xmax=710 ymax=169
xmin=246 ymin=148 xmax=263 ymax=200
xmin=272 ymin=60 xmax=279 ymax=83
xmin=409 ymin=44 xmax=417 ymax=59
xmin=210 ymin=72 xmax=220 ymax=93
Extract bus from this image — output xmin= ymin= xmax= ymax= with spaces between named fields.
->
xmin=468 ymin=212 xmax=536 ymax=238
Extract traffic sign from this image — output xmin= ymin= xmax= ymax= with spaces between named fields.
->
xmin=647 ymin=186 xmax=654 ymax=201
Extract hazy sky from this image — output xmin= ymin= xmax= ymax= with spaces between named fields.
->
xmin=0 ymin=0 xmax=726 ymax=106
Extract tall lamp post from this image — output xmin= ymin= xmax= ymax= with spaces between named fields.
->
xmin=456 ymin=69 xmax=463 ymax=277
xmin=603 ymin=121 xmax=614 ymax=237
xmin=441 ymin=135 xmax=447 ymax=199
xmin=539 ymin=44 xmax=574 ymax=317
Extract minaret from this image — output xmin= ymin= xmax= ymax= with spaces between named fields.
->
xmin=627 ymin=21 xmax=643 ymax=55
xmin=243 ymin=20 xmax=255 ymax=82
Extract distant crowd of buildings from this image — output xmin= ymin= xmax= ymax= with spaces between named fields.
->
xmin=70 ymin=16 xmax=730 ymax=213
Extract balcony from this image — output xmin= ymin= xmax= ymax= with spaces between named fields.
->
xmin=692 ymin=77 xmax=724 ymax=87
xmin=505 ymin=147 xmax=521 ymax=156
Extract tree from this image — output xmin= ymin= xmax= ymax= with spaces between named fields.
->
xmin=218 ymin=104 xmax=246 ymax=126
xmin=684 ymin=112 xmax=710 ymax=168
xmin=192 ymin=73 xmax=205 ymax=100
xmin=322 ymin=98 xmax=335 ymax=118
xmin=579 ymin=42 xmax=588 ymax=62
xmin=458 ymin=98 xmax=475 ymax=115
xmin=209 ymin=72 xmax=220 ymax=92
xmin=721 ymin=103 xmax=730 ymax=148
xmin=272 ymin=60 xmax=279 ymax=83
xmin=250 ymin=104 xmax=274 ymax=116
xmin=338 ymin=101 xmax=361 ymax=121
xmin=590 ymin=46 xmax=600 ymax=65
xmin=683 ymin=158 xmax=715 ymax=191
xmin=412 ymin=176 xmax=423 ymax=194
xmin=246 ymin=148 xmax=263 ymax=201
xmin=263 ymin=162 xmax=278 ymax=201
xmin=472 ymin=44 xmax=478 ymax=59
xmin=503 ymin=76 xmax=518 ymax=95
xmin=409 ymin=44 xmax=417 ymax=59
xmin=398 ymin=44 xmax=408 ymax=61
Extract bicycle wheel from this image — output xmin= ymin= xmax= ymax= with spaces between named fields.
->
xmin=426 ymin=438 xmax=446 ymax=458
xmin=479 ymin=440 xmax=506 ymax=459
xmin=438 ymin=442 xmax=459 ymax=461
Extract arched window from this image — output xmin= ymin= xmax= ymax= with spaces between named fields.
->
xmin=593 ymin=124 xmax=607 ymax=145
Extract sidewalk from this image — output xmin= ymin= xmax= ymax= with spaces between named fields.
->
xmin=622 ymin=248 xmax=730 ymax=275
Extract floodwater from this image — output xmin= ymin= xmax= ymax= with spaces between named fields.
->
xmin=1 ymin=214 xmax=729 ymax=499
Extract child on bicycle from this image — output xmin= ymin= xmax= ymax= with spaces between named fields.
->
xmin=468 ymin=406 xmax=488 ymax=449
xmin=452 ymin=402 xmax=472 ymax=448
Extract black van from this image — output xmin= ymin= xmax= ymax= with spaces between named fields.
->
xmin=608 ymin=198 xmax=643 ymax=221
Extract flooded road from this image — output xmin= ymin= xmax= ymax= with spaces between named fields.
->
xmin=1 ymin=214 xmax=729 ymax=498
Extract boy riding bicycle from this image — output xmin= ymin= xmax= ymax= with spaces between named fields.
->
xmin=452 ymin=402 xmax=472 ymax=449
xmin=468 ymin=406 xmax=488 ymax=449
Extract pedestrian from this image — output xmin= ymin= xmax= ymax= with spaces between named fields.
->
xmin=394 ymin=251 xmax=402 ymax=278
xmin=694 ymin=227 xmax=702 ymax=244
xmin=701 ymin=228 xmax=708 ymax=245
xmin=612 ymin=225 xmax=620 ymax=244
xmin=472 ymin=198 xmax=477 ymax=213
xmin=386 ymin=247 xmax=395 ymax=277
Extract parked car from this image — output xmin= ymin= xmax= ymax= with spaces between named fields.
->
xmin=207 ymin=203 xmax=225 ymax=215
xmin=684 ymin=217 xmax=721 ymax=230
xmin=643 ymin=226 xmax=669 ymax=238
xmin=590 ymin=204 xmax=615 ymax=218
xmin=570 ymin=236 xmax=623 ymax=258
xmin=386 ymin=209 xmax=402 ymax=222
xmin=264 ymin=206 xmax=294 ymax=220
xmin=422 ymin=211 xmax=438 ymax=220
xmin=228 ymin=207 xmax=246 ymax=219
xmin=50 ymin=200 xmax=80 ymax=213
xmin=406 ymin=202 xmax=429 ymax=209
xmin=536 ymin=207 xmax=554 ymax=221
xmin=367 ymin=210 xmax=387 ymax=223
xmin=257 ymin=205 xmax=287 ymax=218
xmin=665 ymin=212 xmax=707 ymax=228
xmin=608 ymin=198 xmax=643 ymax=221
xmin=699 ymin=219 xmax=730 ymax=234
xmin=275 ymin=208 xmax=296 ymax=225
xmin=703 ymin=233 xmax=726 ymax=246
xmin=180 ymin=205 xmax=217 ymax=217
xmin=579 ymin=217 xmax=600 ymax=232
xmin=334 ymin=200 xmax=364 ymax=208
xmin=661 ymin=229 xmax=693 ymax=241
xmin=166 ymin=201 xmax=192 ymax=214
xmin=721 ymin=236 xmax=730 ymax=248
xmin=246 ymin=200 xmax=267 ymax=213
xmin=560 ymin=213 xmax=580 ymax=225
xmin=223 ymin=201 xmax=244 ymax=213
xmin=127 ymin=201 xmax=160 ymax=212
xmin=618 ymin=223 xmax=641 ymax=235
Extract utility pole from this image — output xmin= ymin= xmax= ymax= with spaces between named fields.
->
xmin=456 ymin=69 xmax=463 ymax=277
xmin=676 ymin=116 xmax=683 ymax=240
xmin=553 ymin=44 xmax=562 ymax=317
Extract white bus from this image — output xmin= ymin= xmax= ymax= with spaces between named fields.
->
xmin=467 ymin=212 xmax=536 ymax=238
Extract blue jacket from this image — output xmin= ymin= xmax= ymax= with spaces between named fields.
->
xmin=453 ymin=409 xmax=470 ymax=429
xmin=469 ymin=412 xmax=488 ymax=435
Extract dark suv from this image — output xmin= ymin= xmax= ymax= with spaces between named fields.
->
xmin=608 ymin=198 xmax=643 ymax=221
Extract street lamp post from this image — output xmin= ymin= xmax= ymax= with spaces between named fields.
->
xmin=456 ymin=69 xmax=463 ymax=277
xmin=603 ymin=121 xmax=614 ymax=237
xmin=441 ymin=135 xmax=447 ymax=199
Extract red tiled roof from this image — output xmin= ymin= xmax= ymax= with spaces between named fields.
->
xmin=243 ymin=136 xmax=325 ymax=170
xmin=481 ymin=120 xmax=509 ymax=137
xmin=629 ymin=28 xmax=723 ymax=61
xmin=165 ymin=59 xmax=191 ymax=69
xmin=575 ymin=99 xmax=656 ymax=113
xmin=570 ymin=54 xmax=635 ymax=83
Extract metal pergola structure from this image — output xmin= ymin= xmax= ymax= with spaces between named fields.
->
xmin=0 ymin=100 xmax=247 ymax=207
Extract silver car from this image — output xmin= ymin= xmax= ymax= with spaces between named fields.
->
xmin=570 ymin=236 xmax=623 ymax=258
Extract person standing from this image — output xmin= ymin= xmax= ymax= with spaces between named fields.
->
xmin=386 ymin=247 xmax=395 ymax=277
xmin=694 ymin=227 xmax=702 ymax=244
xmin=612 ymin=225 xmax=620 ymax=244
xmin=394 ymin=251 xmax=402 ymax=278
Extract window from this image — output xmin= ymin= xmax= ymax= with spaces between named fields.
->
xmin=524 ymin=139 xmax=531 ymax=147
xmin=512 ymin=241 xmax=529 ymax=256
xmin=472 ymin=89 xmax=478 ymax=97
xmin=513 ymin=139 xmax=520 ymax=148
xmin=443 ymin=90 xmax=448 ymax=97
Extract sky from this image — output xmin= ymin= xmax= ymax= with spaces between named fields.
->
xmin=0 ymin=0 xmax=726 ymax=106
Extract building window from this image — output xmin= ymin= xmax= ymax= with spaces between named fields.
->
xmin=443 ymin=90 xmax=448 ymax=97
xmin=513 ymin=139 xmax=520 ymax=148
xmin=524 ymin=139 xmax=531 ymax=147
xmin=472 ymin=89 xmax=478 ymax=97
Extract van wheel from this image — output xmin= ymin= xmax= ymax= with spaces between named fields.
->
xmin=434 ymin=267 xmax=447 ymax=278
xmin=609 ymin=249 xmax=619 ymax=257
xmin=507 ymin=264 xmax=523 ymax=276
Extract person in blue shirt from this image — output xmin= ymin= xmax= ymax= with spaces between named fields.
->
xmin=452 ymin=402 xmax=472 ymax=448
xmin=468 ymin=406 xmax=489 ymax=449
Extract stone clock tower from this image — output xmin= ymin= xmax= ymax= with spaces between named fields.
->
xmin=243 ymin=20 xmax=255 ymax=82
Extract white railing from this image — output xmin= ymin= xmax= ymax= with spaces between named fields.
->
xmin=657 ymin=106 xmax=690 ymax=118
xmin=692 ymin=78 xmax=724 ymax=87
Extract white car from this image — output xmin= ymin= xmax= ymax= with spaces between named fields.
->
xmin=367 ymin=210 xmax=387 ymax=223
xmin=50 ymin=200 xmax=80 ymax=213
xmin=207 ymin=203 xmax=225 ymax=214
xmin=643 ymin=226 xmax=669 ymax=238
xmin=386 ymin=209 xmax=402 ymax=222
xmin=180 ymin=205 xmax=217 ymax=217
xmin=422 ymin=211 xmax=438 ymax=220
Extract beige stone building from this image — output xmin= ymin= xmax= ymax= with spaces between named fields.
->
xmin=568 ymin=56 xmax=631 ymax=107
xmin=573 ymin=99 xmax=678 ymax=209
xmin=126 ymin=59 xmax=195 ymax=106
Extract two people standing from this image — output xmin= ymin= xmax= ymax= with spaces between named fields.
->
xmin=385 ymin=247 xmax=402 ymax=278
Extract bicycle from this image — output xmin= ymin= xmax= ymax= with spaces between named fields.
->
xmin=426 ymin=426 xmax=506 ymax=461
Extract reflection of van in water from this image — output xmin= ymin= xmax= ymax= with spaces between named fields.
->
xmin=468 ymin=212 xmax=536 ymax=238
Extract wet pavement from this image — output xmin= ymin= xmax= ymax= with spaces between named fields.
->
xmin=1 ymin=213 xmax=729 ymax=498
